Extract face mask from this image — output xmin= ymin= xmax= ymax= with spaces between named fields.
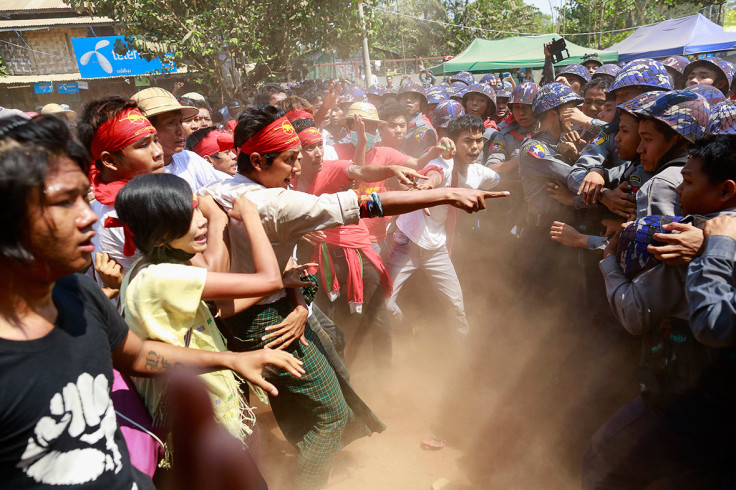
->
xmin=351 ymin=131 xmax=376 ymax=151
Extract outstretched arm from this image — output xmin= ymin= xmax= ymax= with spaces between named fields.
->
xmin=112 ymin=330 xmax=305 ymax=396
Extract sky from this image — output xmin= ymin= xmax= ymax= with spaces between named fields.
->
xmin=527 ymin=0 xmax=556 ymax=17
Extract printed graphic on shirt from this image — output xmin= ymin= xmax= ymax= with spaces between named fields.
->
xmin=629 ymin=174 xmax=642 ymax=196
xmin=17 ymin=373 xmax=128 ymax=486
xmin=490 ymin=140 xmax=505 ymax=153
xmin=592 ymin=133 xmax=608 ymax=146
xmin=525 ymin=143 xmax=547 ymax=159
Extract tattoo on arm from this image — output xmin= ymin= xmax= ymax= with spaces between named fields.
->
xmin=144 ymin=350 xmax=173 ymax=372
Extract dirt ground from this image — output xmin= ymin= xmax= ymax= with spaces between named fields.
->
xmin=254 ymin=208 xmax=640 ymax=490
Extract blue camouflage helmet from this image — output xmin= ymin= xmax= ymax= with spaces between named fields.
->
xmin=684 ymin=56 xmax=736 ymax=89
xmin=592 ymin=64 xmax=621 ymax=79
xmin=463 ymin=83 xmax=497 ymax=112
xmin=622 ymin=89 xmax=711 ymax=142
xmin=557 ymin=63 xmax=592 ymax=84
xmin=616 ymin=215 xmax=684 ymax=278
xmin=426 ymin=86 xmax=450 ymax=104
xmin=661 ymin=56 xmax=690 ymax=74
xmin=609 ymin=58 xmax=673 ymax=93
xmin=509 ymin=82 xmax=539 ymax=106
xmin=432 ymin=99 xmax=466 ymax=129
xmin=398 ymin=80 xmax=428 ymax=105
xmin=366 ymin=84 xmax=387 ymax=96
xmin=384 ymin=86 xmax=399 ymax=95
xmin=496 ymin=89 xmax=511 ymax=99
xmin=706 ymin=100 xmax=736 ymax=134
xmin=450 ymin=71 xmax=475 ymax=86
xmin=480 ymin=73 xmax=500 ymax=86
xmin=687 ymin=84 xmax=727 ymax=106
xmin=342 ymin=85 xmax=365 ymax=104
xmin=531 ymin=82 xmax=584 ymax=115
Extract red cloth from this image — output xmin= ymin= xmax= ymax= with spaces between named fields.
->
xmin=305 ymin=160 xmax=392 ymax=307
xmin=333 ymin=144 xmax=410 ymax=241
xmin=238 ymin=116 xmax=300 ymax=154
xmin=285 ymin=109 xmax=314 ymax=121
xmin=90 ymin=108 xmax=156 ymax=162
xmin=88 ymin=165 xmax=128 ymax=206
xmin=297 ymin=127 xmax=323 ymax=146
xmin=484 ymin=118 xmax=499 ymax=130
xmin=104 ymin=216 xmax=136 ymax=256
xmin=217 ymin=131 xmax=234 ymax=152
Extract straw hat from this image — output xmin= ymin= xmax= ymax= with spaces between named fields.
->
xmin=131 ymin=87 xmax=198 ymax=119
xmin=345 ymin=102 xmax=384 ymax=123
xmin=40 ymin=103 xmax=76 ymax=122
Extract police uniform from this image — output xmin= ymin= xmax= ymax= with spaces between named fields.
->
xmin=517 ymin=130 xmax=581 ymax=301
xmin=567 ymin=120 xmax=627 ymax=194
xmin=485 ymin=121 xmax=533 ymax=167
xmin=589 ymin=208 xmax=736 ymax=488
xmin=401 ymin=112 xmax=437 ymax=158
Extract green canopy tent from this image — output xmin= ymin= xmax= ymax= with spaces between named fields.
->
xmin=430 ymin=34 xmax=618 ymax=75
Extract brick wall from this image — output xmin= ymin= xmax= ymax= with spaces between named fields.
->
xmin=0 ymin=27 xmax=88 ymax=75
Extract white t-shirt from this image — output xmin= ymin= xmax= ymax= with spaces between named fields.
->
xmin=396 ymin=157 xmax=500 ymax=250
xmin=165 ymin=150 xmax=228 ymax=192
xmin=89 ymin=200 xmax=142 ymax=298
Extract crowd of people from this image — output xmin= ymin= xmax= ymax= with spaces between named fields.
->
xmin=2 ymin=41 xmax=736 ymax=489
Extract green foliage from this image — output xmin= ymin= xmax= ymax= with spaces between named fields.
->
xmin=556 ymin=0 xmax=719 ymax=49
xmin=69 ymin=0 xmax=366 ymax=98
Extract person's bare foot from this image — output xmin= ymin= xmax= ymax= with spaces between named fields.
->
xmin=550 ymin=221 xmax=588 ymax=248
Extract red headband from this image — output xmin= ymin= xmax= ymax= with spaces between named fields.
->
xmin=297 ymin=126 xmax=323 ymax=147
xmin=193 ymin=130 xmax=222 ymax=158
xmin=238 ymin=116 xmax=300 ymax=155
xmin=90 ymin=108 xmax=157 ymax=162
xmin=217 ymin=132 xmax=234 ymax=152
xmin=285 ymin=109 xmax=314 ymax=121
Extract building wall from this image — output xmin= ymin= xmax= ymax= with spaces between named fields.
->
xmin=0 ymin=27 xmax=88 ymax=75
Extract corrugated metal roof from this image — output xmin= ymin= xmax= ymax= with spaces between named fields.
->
xmin=0 ymin=0 xmax=70 ymax=12
xmin=0 ymin=67 xmax=189 ymax=84
xmin=0 ymin=16 xmax=112 ymax=31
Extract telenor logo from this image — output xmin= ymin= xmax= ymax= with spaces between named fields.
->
xmin=79 ymin=40 xmax=113 ymax=74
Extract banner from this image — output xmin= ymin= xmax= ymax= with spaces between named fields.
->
xmin=58 ymin=82 xmax=79 ymax=94
xmin=71 ymin=36 xmax=177 ymax=79
xmin=34 ymin=82 xmax=53 ymax=94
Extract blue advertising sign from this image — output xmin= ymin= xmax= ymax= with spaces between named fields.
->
xmin=34 ymin=82 xmax=53 ymax=94
xmin=58 ymin=82 xmax=79 ymax=94
xmin=71 ymin=36 xmax=177 ymax=79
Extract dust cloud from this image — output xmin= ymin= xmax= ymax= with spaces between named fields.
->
xmin=256 ymin=196 xmax=639 ymax=489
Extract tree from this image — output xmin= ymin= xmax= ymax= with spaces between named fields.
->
xmin=70 ymin=0 xmax=366 ymax=100
xmin=556 ymin=0 xmax=723 ymax=49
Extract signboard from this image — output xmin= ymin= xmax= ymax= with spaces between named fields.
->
xmin=58 ymin=82 xmax=79 ymax=94
xmin=34 ymin=82 xmax=53 ymax=94
xmin=71 ymin=36 xmax=177 ymax=79
xmin=77 ymin=81 xmax=89 ymax=89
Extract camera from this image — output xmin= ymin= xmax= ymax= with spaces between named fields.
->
xmin=548 ymin=37 xmax=570 ymax=64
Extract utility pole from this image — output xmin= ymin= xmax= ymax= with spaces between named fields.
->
xmin=358 ymin=2 xmax=373 ymax=89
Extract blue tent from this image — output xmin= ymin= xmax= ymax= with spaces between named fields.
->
xmin=605 ymin=14 xmax=736 ymax=62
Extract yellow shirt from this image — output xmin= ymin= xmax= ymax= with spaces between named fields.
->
xmin=121 ymin=260 xmax=252 ymax=442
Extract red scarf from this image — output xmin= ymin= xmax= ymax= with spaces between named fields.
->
xmin=88 ymin=165 xmax=128 ymax=206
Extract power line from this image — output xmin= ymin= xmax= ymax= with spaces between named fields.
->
xmin=365 ymin=3 xmax=683 ymax=38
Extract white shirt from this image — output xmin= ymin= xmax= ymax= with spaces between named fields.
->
xmin=199 ymin=173 xmax=361 ymax=304
xmin=396 ymin=157 xmax=500 ymax=250
xmin=323 ymin=144 xmax=338 ymax=161
xmin=165 ymin=150 xmax=228 ymax=192
xmin=89 ymin=200 xmax=142 ymax=295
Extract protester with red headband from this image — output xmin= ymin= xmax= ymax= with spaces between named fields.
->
xmin=289 ymin=110 xmax=428 ymax=369
xmin=199 ymin=104 xmax=508 ymax=490
xmin=186 ymin=127 xmax=237 ymax=176
xmin=76 ymin=96 xmax=166 ymax=297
